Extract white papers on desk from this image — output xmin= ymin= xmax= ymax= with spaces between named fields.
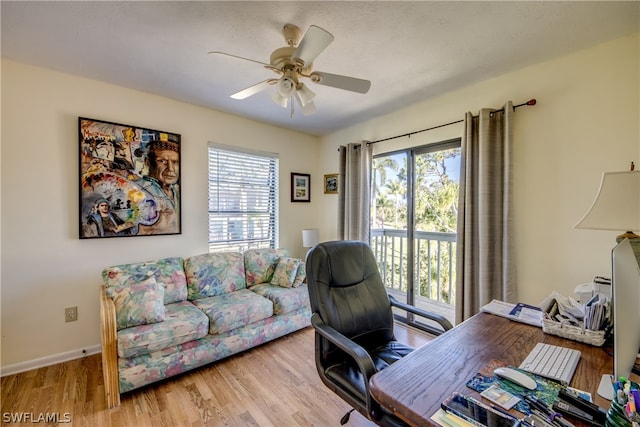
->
xmin=480 ymin=299 xmax=544 ymax=327
xmin=480 ymin=299 xmax=515 ymax=317
xmin=574 ymin=281 xmax=611 ymax=304
xmin=583 ymin=294 xmax=609 ymax=331
xmin=513 ymin=305 xmax=545 ymax=327
xmin=541 ymin=291 xmax=610 ymax=331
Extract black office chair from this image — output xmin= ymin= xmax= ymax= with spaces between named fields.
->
xmin=306 ymin=240 xmax=454 ymax=426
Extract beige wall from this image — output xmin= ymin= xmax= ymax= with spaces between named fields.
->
xmin=0 ymin=60 xmax=320 ymax=369
xmin=2 ymin=33 xmax=638 ymax=371
xmin=318 ymin=33 xmax=640 ymax=305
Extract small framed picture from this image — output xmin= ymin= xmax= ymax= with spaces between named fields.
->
xmin=291 ymin=172 xmax=311 ymax=202
xmin=324 ymin=174 xmax=338 ymax=194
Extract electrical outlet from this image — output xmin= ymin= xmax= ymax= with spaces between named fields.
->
xmin=65 ymin=306 xmax=78 ymax=322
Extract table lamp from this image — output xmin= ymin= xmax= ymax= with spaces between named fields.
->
xmin=574 ymin=166 xmax=640 ymax=267
xmin=302 ymin=228 xmax=320 ymax=249
xmin=302 ymin=228 xmax=320 ymax=261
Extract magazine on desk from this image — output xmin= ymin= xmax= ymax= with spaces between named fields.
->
xmin=480 ymin=300 xmax=544 ymax=327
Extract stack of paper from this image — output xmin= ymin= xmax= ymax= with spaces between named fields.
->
xmin=480 ymin=300 xmax=543 ymax=327
xmin=583 ymin=295 xmax=609 ymax=331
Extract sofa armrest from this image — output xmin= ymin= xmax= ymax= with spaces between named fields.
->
xmin=100 ymin=285 xmax=120 ymax=408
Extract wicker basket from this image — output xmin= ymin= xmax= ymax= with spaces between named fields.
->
xmin=542 ymin=317 xmax=607 ymax=346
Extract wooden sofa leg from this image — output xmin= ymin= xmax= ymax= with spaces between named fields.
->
xmin=100 ymin=285 xmax=121 ymax=408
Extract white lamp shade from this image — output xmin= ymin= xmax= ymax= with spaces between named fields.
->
xmin=295 ymin=83 xmax=315 ymax=106
xmin=302 ymin=228 xmax=319 ymax=248
xmin=575 ymin=171 xmax=640 ymax=232
xmin=272 ymin=91 xmax=289 ymax=108
xmin=276 ymin=76 xmax=296 ymax=98
xmin=295 ymin=92 xmax=317 ymax=115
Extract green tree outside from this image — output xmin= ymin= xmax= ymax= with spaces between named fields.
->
xmin=372 ymin=147 xmax=460 ymax=304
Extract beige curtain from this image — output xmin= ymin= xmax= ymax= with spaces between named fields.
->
xmin=455 ymin=101 xmax=515 ymax=324
xmin=338 ymin=142 xmax=372 ymax=241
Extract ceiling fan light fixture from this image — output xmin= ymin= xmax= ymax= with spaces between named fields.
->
xmin=295 ymin=93 xmax=317 ymax=116
xmin=276 ymin=76 xmax=296 ymax=98
xmin=296 ymin=83 xmax=316 ymax=106
xmin=272 ymin=91 xmax=289 ymax=108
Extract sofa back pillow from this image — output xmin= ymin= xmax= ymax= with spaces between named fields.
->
xmin=184 ymin=251 xmax=246 ymax=299
xmin=102 ymin=257 xmax=187 ymax=304
xmin=292 ymin=262 xmax=306 ymax=287
xmin=244 ymin=248 xmax=289 ymax=287
xmin=270 ymin=257 xmax=303 ymax=288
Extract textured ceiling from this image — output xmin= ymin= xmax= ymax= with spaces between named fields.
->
xmin=2 ymin=1 xmax=638 ymax=136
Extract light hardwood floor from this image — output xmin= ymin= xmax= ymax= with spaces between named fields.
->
xmin=1 ymin=324 xmax=433 ymax=427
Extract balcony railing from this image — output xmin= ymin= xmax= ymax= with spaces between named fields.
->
xmin=370 ymin=229 xmax=457 ymax=308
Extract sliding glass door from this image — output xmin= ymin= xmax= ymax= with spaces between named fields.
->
xmin=371 ymin=139 xmax=461 ymax=329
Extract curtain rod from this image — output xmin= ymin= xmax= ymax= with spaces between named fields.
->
xmin=366 ymin=98 xmax=537 ymax=145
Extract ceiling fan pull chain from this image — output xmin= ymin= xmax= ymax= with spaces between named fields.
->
xmin=290 ymin=97 xmax=295 ymax=118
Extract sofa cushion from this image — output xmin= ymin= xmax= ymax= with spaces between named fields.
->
xmin=116 ymin=301 xmax=209 ymax=359
xmin=270 ymin=257 xmax=302 ymax=288
xmin=116 ymin=308 xmax=312 ymax=393
xmin=293 ymin=262 xmax=306 ymax=287
xmin=249 ymin=284 xmax=310 ymax=315
xmin=191 ymin=289 xmax=273 ymax=334
xmin=106 ymin=279 xmax=166 ymax=330
xmin=102 ymin=257 xmax=187 ymax=304
xmin=244 ymin=248 xmax=289 ymax=286
xmin=184 ymin=251 xmax=246 ymax=300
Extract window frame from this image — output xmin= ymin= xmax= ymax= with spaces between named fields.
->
xmin=207 ymin=142 xmax=279 ymax=252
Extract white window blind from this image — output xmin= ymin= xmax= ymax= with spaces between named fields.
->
xmin=208 ymin=143 xmax=279 ymax=252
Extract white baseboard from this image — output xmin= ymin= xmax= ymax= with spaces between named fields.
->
xmin=0 ymin=344 xmax=102 ymax=377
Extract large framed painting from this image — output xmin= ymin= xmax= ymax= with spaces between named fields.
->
xmin=79 ymin=117 xmax=181 ymax=239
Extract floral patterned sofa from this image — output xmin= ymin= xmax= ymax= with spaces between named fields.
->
xmin=99 ymin=248 xmax=310 ymax=408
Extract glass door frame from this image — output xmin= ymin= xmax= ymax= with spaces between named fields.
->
xmin=372 ymin=138 xmax=461 ymax=333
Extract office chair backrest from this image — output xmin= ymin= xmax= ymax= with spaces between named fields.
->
xmin=306 ymin=240 xmax=395 ymax=354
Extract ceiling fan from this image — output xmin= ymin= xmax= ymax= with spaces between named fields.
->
xmin=209 ymin=24 xmax=371 ymax=117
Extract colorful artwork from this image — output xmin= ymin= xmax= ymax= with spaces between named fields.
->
xmin=79 ymin=117 xmax=181 ymax=239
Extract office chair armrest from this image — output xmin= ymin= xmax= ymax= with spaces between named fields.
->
xmin=389 ymin=295 xmax=454 ymax=334
xmin=311 ymin=313 xmax=390 ymax=421
xmin=311 ymin=313 xmax=377 ymax=379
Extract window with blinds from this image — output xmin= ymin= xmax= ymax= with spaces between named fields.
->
xmin=208 ymin=143 xmax=279 ymax=252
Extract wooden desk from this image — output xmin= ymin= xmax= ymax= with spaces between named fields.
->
xmin=369 ymin=312 xmax=620 ymax=426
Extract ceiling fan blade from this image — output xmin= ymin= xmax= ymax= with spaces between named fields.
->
xmin=293 ymin=25 xmax=334 ymax=66
xmin=310 ymin=71 xmax=371 ymax=94
xmin=231 ymin=80 xmax=275 ymax=99
xmin=208 ymin=51 xmax=270 ymax=67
